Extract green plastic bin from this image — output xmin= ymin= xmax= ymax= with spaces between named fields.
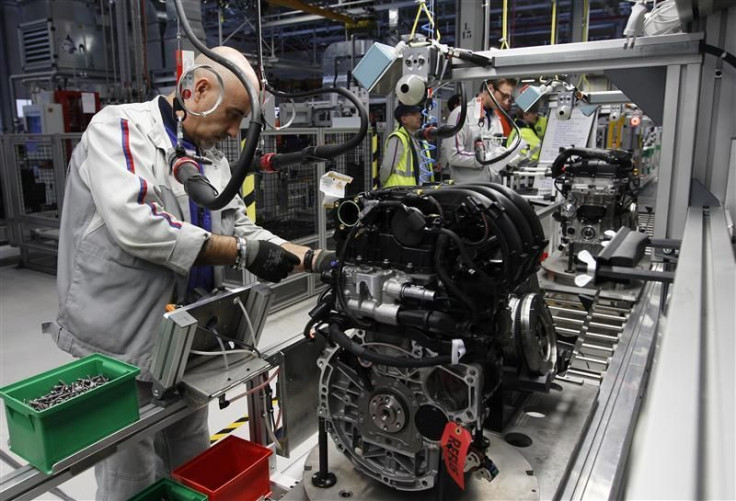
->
xmin=0 ymin=353 xmax=140 ymax=473
xmin=127 ymin=478 xmax=208 ymax=501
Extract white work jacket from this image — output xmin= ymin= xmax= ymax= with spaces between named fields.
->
xmin=441 ymin=97 xmax=509 ymax=184
xmin=48 ymin=97 xmax=285 ymax=380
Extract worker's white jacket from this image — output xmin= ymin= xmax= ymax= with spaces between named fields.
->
xmin=441 ymin=97 xmax=509 ymax=184
xmin=47 ymin=97 xmax=285 ymax=380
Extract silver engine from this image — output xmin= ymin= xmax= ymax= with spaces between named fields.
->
xmin=552 ymin=148 xmax=638 ymax=255
xmin=308 ymin=184 xmax=560 ymax=491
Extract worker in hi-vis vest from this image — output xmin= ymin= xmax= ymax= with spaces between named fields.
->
xmin=380 ymin=104 xmax=434 ymax=187
xmin=506 ymin=102 xmax=547 ymax=162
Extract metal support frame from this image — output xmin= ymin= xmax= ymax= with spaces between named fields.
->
xmin=625 ymin=206 xmax=735 ymax=500
xmin=692 ymin=8 xmax=736 ymax=205
xmin=0 ymin=136 xmax=19 ymax=245
xmin=451 ymin=33 xmax=703 ymax=80
xmin=654 ymin=62 xmax=702 ymax=239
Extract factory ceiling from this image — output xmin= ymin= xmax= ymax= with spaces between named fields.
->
xmin=199 ymin=0 xmax=634 ymax=78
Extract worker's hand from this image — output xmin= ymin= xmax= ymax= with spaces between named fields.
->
xmin=245 ymin=239 xmax=300 ymax=283
xmin=312 ymin=250 xmax=337 ymax=273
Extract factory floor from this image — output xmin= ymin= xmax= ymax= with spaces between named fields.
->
xmin=0 ymin=259 xmax=317 ymax=500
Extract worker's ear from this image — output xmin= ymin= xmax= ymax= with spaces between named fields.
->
xmin=193 ymin=76 xmax=212 ymax=102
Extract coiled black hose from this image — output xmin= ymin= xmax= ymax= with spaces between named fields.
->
xmin=262 ymin=85 xmax=368 ymax=170
xmin=173 ymin=0 xmax=263 ymax=211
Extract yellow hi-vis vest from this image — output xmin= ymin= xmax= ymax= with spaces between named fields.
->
xmin=383 ymin=127 xmax=433 ymax=187
xmin=240 ymin=139 xmax=256 ymax=221
xmin=507 ymin=123 xmax=542 ymax=161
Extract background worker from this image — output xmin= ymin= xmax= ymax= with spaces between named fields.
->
xmin=48 ymin=46 xmax=332 ymax=500
xmin=380 ymin=104 xmax=434 ymax=187
xmin=447 ymin=93 xmax=462 ymax=113
xmin=441 ymin=78 xmax=523 ymax=183
xmin=506 ymin=102 xmax=546 ymax=163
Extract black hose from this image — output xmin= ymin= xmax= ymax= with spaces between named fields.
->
xmin=704 ymin=44 xmax=736 ymax=70
xmin=452 ymin=49 xmax=494 ymax=67
xmin=439 ymin=227 xmax=507 ymax=287
xmin=176 ymin=164 xmax=219 ymax=203
xmin=327 ymin=323 xmax=453 ymax=368
xmin=173 ymin=0 xmax=263 ymax=211
xmin=414 ymin=83 xmax=467 ymax=141
xmin=397 ymin=309 xmax=460 ymax=335
xmin=434 ymin=233 xmax=478 ymax=322
xmin=550 ymin=148 xmax=631 ymax=178
xmin=263 ymin=85 xmax=369 ymax=170
xmin=304 ymin=317 xmax=319 ymax=340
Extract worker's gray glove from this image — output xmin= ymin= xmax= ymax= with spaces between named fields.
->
xmin=246 ymin=239 xmax=300 ymax=283
xmin=313 ymin=250 xmax=337 ymax=273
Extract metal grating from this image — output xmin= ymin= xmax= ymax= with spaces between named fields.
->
xmin=255 ymin=130 xmax=320 ymax=241
xmin=546 ymin=291 xmax=634 ymax=386
xmin=58 ymin=136 xmax=82 ymax=167
xmin=19 ymin=20 xmax=53 ymax=70
xmin=13 ymin=140 xmax=59 ymax=217
xmin=216 ymin=136 xmax=242 ymax=164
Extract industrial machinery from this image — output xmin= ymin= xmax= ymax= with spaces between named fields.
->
xmin=551 ymin=148 xmax=639 ymax=257
xmin=305 ymin=183 xmax=561 ymax=492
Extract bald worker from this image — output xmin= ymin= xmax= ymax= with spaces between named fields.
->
xmin=49 ymin=47 xmax=331 ymax=499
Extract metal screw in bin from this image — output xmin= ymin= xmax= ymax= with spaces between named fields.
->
xmin=25 ymin=375 xmax=110 ymax=411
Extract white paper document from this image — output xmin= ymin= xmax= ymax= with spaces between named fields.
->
xmin=538 ymin=107 xmax=596 ymax=164
xmin=320 ymin=171 xmax=353 ymax=207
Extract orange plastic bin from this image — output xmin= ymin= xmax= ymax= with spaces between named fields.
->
xmin=173 ymin=435 xmax=272 ymax=501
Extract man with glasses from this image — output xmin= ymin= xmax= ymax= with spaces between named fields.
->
xmin=493 ymin=85 xmax=515 ymax=137
xmin=441 ymin=78 xmax=520 ymax=184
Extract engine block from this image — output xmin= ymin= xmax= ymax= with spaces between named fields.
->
xmin=551 ymin=148 xmax=639 ymax=256
xmin=307 ymin=183 xmax=560 ymax=491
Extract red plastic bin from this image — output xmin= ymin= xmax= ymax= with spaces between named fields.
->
xmin=173 ymin=435 xmax=272 ymax=501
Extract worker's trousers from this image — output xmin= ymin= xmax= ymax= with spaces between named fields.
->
xmin=94 ymin=381 xmax=209 ymax=500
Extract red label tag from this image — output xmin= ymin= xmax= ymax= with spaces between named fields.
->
xmin=176 ymin=50 xmax=183 ymax=81
xmin=440 ymin=422 xmax=472 ymax=490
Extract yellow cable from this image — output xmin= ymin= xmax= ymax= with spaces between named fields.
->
xmin=500 ymin=0 xmax=510 ymax=49
xmin=410 ymin=1 xmax=441 ymax=42
xmin=551 ymin=0 xmax=558 ymax=45
xmin=410 ymin=1 xmax=424 ymax=40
